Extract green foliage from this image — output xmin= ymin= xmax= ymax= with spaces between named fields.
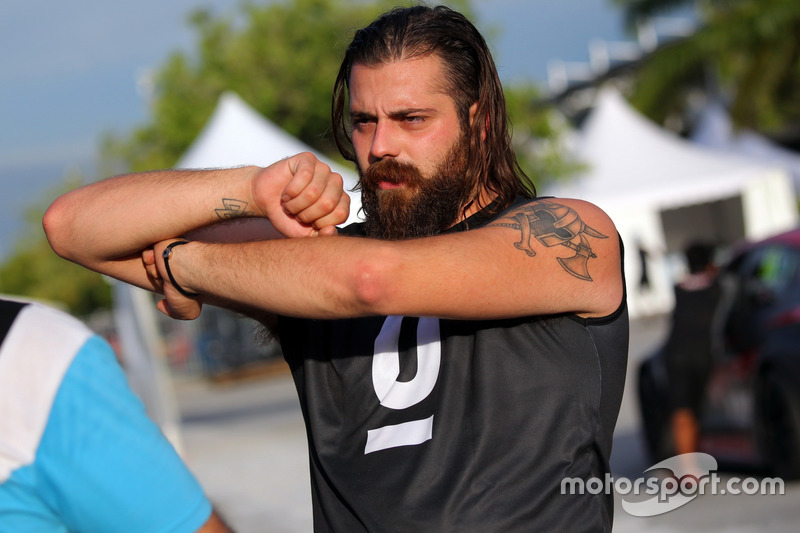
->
xmin=0 ymin=239 xmax=112 ymax=317
xmin=504 ymin=83 xmax=583 ymax=190
xmin=617 ymin=0 xmax=800 ymax=135
xmin=0 ymin=176 xmax=112 ymax=316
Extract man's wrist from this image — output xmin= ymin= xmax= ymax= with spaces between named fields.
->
xmin=246 ymin=165 xmax=270 ymax=218
xmin=162 ymin=241 xmax=200 ymax=298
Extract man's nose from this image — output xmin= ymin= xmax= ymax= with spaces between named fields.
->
xmin=369 ymin=121 xmax=401 ymax=162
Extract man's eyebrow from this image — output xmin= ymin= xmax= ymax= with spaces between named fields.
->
xmin=388 ymin=107 xmax=436 ymax=118
xmin=350 ymin=108 xmax=437 ymax=120
xmin=350 ymin=111 xmax=376 ymax=121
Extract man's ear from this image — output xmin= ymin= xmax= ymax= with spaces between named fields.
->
xmin=468 ymin=102 xmax=487 ymax=141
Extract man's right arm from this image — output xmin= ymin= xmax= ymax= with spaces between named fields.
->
xmin=43 ymin=153 xmax=350 ymax=295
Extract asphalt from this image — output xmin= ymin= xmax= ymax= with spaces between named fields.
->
xmin=174 ymin=369 xmax=313 ymax=533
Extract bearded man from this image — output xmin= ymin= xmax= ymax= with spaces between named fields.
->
xmin=45 ymin=5 xmax=628 ymax=532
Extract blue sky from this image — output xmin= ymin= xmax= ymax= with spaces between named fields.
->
xmin=0 ymin=0 xmax=630 ymax=259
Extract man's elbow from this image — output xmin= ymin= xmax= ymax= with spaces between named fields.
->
xmin=42 ymin=197 xmax=73 ymax=260
xmin=349 ymin=245 xmax=398 ymax=316
xmin=42 ymin=196 xmax=88 ymax=265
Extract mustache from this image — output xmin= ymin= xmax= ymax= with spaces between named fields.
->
xmin=359 ymin=159 xmax=424 ymax=190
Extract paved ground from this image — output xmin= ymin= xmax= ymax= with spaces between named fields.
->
xmin=173 ymin=314 xmax=800 ymax=532
xmin=175 ymin=372 xmax=313 ymax=532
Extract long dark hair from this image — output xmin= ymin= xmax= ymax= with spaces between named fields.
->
xmin=332 ymin=5 xmax=534 ymax=215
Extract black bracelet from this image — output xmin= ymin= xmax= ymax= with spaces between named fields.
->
xmin=162 ymin=241 xmax=200 ymax=298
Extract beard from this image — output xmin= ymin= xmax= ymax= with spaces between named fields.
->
xmin=357 ymin=133 xmax=471 ymax=240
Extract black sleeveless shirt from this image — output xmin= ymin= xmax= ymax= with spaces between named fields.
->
xmin=278 ymin=198 xmax=629 ymax=532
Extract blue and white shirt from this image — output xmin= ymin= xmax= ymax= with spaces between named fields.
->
xmin=0 ymin=299 xmax=212 ymax=532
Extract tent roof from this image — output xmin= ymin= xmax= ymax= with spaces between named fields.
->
xmin=177 ymin=91 xmax=363 ymax=224
xmin=547 ymin=88 xmax=787 ymax=211
xmin=691 ymin=100 xmax=800 ymax=190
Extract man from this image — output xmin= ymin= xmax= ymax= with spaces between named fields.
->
xmin=0 ymin=297 xmax=229 ymax=532
xmin=44 ymin=5 xmax=628 ymax=531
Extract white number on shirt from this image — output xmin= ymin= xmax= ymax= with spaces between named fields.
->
xmin=365 ymin=316 xmax=441 ymax=454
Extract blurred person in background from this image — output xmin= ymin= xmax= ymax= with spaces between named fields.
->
xmin=0 ymin=297 xmax=229 ymax=532
xmin=663 ymin=242 xmax=722 ymax=458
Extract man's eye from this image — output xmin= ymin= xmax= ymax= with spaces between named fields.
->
xmin=352 ymin=119 xmax=373 ymax=130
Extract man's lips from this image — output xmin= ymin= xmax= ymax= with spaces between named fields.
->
xmin=378 ymin=180 xmax=404 ymax=190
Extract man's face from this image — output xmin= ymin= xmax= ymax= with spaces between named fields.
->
xmin=349 ymin=54 xmax=476 ymax=239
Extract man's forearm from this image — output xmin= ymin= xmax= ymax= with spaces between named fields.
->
xmin=154 ymin=236 xmax=381 ymax=320
xmin=44 ymin=166 xmax=258 ymax=269
xmin=44 ymin=152 xmax=352 ymax=296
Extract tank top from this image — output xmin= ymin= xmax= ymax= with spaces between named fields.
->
xmin=278 ymin=197 xmax=629 ymax=532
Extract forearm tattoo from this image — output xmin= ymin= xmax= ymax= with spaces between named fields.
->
xmin=489 ymin=200 xmax=607 ymax=281
xmin=215 ymin=198 xmax=254 ymax=220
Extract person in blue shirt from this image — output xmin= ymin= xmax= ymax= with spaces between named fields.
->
xmin=0 ymin=297 xmax=229 ymax=532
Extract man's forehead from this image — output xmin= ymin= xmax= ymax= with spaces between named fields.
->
xmin=348 ymin=56 xmax=450 ymax=109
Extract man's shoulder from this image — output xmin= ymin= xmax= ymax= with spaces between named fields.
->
xmin=498 ymin=196 xmax=611 ymax=218
xmin=491 ymin=197 xmax=618 ymax=238
xmin=0 ymin=300 xmax=93 ymax=361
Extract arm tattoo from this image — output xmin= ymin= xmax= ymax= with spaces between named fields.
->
xmin=489 ymin=200 xmax=608 ymax=281
xmin=215 ymin=198 xmax=254 ymax=220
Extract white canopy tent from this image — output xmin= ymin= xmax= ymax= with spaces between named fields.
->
xmin=546 ymin=88 xmax=798 ymax=317
xmin=177 ymin=91 xmax=363 ymax=224
xmin=690 ymin=100 xmax=800 ymax=193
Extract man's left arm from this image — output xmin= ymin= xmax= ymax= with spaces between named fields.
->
xmin=153 ymin=198 xmax=623 ymax=321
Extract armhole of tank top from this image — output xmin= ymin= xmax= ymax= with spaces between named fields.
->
xmin=0 ymin=300 xmax=28 ymax=348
